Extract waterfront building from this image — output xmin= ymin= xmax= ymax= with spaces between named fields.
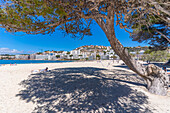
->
xmin=35 ymin=55 xmax=49 ymax=60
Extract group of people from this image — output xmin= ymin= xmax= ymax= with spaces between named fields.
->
xmin=30 ymin=64 xmax=168 ymax=74
xmin=10 ymin=63 xmax=17 ymax=66
xmin=0 ymin=63 xmax=17 ymax=67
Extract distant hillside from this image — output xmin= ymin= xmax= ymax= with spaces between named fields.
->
xmin=35 ymin=45 xmax=150 ymax=54
xmin=125 ymin=46 xmax=149 ymax=52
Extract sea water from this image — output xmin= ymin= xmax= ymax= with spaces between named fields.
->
xmin=0 ymin=60 xmax=72 ymax=64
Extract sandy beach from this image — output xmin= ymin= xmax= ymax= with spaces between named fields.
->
xmin=0 ymin=60 xmax=170 ymax=113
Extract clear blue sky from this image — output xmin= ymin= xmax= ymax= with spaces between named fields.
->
xmin=0 ymin=22 xmax=147 ymax=54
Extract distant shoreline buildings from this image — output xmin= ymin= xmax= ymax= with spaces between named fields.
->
xmin=0 ymin=45 xmax=169 ymax=61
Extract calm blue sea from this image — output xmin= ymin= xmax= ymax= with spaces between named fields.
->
xmin=0 ymin=60 xmax=72 ymax=64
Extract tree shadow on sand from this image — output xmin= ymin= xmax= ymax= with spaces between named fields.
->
xmin=16 ymin=67 xmax=153 ymax=113
xmin=107 ymin=69 xmax=147 ymax=87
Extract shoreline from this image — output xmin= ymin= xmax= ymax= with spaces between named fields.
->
xmin=0 ymin=59 xmax=74 ymax=65
xmin=0 ymin=59 xmax=121 ymax=65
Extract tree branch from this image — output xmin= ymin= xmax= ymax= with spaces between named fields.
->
xmin=95 ymin=18 xmax=108 ymax=33
xmin=156 ymin=30 xmax=170 ymax=43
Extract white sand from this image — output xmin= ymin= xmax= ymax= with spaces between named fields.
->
xmin=0 ymin=60 xmax=169 ymax=113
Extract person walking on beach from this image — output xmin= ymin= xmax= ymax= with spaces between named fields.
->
xmin=107 ymin=62 xmax=111 ymax=67
xmin=163 ymin=67 xmax=167 ymax=72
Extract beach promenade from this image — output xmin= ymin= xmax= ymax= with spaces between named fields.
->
xmin=0 ymin=60 xmax=170 ymax=113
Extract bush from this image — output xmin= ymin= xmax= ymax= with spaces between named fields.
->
xmin=142 ymin=50 xmax=170 ymax=62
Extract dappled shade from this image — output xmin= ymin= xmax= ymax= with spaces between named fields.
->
xmin=16 ymin=67 xmax=152 ymax=112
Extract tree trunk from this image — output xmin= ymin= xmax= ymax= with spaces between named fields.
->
xmin=95 ymin=9 xmax=169 ymax=96
xmin=108 ymin=30 xmax=169 ymax=96
xmin=108 ymin=33 xmax=169 ymax=96
xmin=145 ymin=64 xmax=169 ymax=95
